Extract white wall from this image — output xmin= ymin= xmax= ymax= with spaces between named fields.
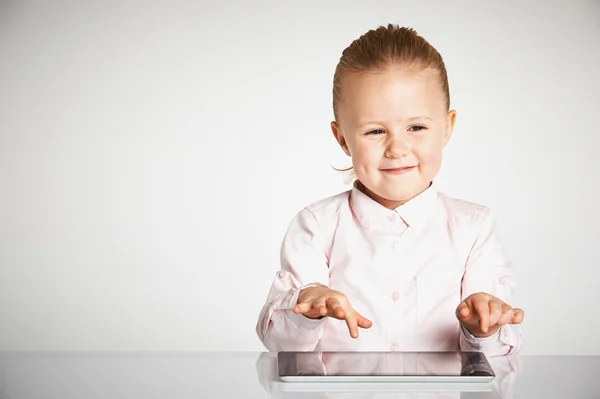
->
xmin=0 ymin=0 xmax=598 ymax=355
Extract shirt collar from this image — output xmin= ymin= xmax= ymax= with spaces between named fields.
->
xmin=349 ymin=180 xmax=439 ymax=234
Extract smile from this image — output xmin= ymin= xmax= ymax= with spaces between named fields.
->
xmin=381 ymin=166 xmax=417 ymax=175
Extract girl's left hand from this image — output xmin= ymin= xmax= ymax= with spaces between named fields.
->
xmin=456 ymin=292 xmax=524 ymax=338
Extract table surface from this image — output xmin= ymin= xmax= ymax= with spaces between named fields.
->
xmin=0 ymin=352 xmax=598 ymax=398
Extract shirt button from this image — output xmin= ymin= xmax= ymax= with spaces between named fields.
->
xmin=391 ymin=292 xmax=399 ymax=301
xmin=390 ymin=241 xmax=399 ymax=249
xmin=279 ymin=271 xmax=286 ymax=278
xmin=387 ymin=214 xmax=395 ymax=222
xmin=498 ymin=276 xmax=506 ymax=285
xmin=390 ymin=343 xmax=398 ymax=351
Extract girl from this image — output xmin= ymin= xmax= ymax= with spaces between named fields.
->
xmin=256 ymin=24 xmax=524 ymax=357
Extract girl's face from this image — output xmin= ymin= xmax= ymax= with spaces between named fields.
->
xmin=332 ymin=66 xmax=456 ymax=209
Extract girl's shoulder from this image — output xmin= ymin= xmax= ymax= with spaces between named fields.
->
xmin=436 ymin=191 xmax=494 ymax=227
xmin=301 ymin=189 xmax=352 ymax=221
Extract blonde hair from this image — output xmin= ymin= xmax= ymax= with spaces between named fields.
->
xmin=331 ymin=24 xmax=450 ymax=178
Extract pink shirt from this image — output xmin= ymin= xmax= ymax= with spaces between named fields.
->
xmin=256 ymin=182 xmax=522 ymax=357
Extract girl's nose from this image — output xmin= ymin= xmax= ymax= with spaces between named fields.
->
xmin=385 ymin=135 xmax=410 ymax=159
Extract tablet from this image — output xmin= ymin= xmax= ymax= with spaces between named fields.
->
xmin=278 ymin=351 xmax=495 ymax=383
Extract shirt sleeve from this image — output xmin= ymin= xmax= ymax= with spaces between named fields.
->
xmin=255 ymin=207 xmax=331 ymax=352
xmin=459 ymin=208 xmax=523 ymax=357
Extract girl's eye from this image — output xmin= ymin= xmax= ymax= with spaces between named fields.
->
xmin=366 ymin=129 xmax=386 ymax=135
xmin=408 ymin=125 xmax=426 ymax=132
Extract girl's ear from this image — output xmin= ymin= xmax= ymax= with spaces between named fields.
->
xmin=331 ymin=121 xmax=351 ymax=156
xmin=443 ymin=110 xmax=457 ymax=147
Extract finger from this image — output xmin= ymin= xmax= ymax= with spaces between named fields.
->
xmin=488 ymin=300 xmax=504 ymax=327
xmin=473 ymin=300 xmax=490 ymax=333
xmin=356 ymin=313 xmax=373 ymax=329
xmin=312 ymin=299 xmax=327 ymax=317
xmin=496 ymin=304 xmax=514 ymax=326
xmin=510 ymin=308 xmax=525 ymax=324
xmin=326 ymin=298 xmax=346 ymax=320
xmin=293 ymin=302 xmax=310 ymax=314
xmin=456 ymin=301 xmax=471 ymax=320
xmin=345 ymin=313 xmax=359 ymax=338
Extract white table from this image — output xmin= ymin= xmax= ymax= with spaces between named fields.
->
xmin=0 ymin=352 xmax=598 ymax=398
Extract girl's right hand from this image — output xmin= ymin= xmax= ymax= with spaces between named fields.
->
xmin=292 ymin=284 xmax=373 ymax=338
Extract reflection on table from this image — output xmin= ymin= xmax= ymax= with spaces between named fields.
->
xmin=256 ymin=351 xmax=523 ymax=399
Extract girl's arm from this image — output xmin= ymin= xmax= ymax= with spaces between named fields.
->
xmin=256 ymin=208 xmax=330 ymax=351
xmin=459 ymin=208 xmax=523 ymax=357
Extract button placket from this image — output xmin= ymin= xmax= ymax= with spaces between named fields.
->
xmin=384 ymin=220 xmax=408 ymax=351
xmin=387 ymin=284 xmax=403 ymax=353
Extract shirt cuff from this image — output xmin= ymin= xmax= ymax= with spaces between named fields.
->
xmin=284 ymin=284 xmax=327 ymax=332
xmin=460 ymin=324 xmax=500 ymax=343
xmin=460 ymin=324 xmax=519 ymax=357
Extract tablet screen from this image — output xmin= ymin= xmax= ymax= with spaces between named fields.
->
xmin=278 ymin=351 xmax=494 ymax=378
